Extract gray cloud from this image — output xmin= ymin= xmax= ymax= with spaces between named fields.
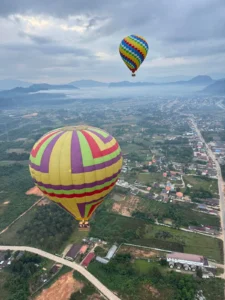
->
xmin=0 ymin=0 xmax=225 ymax=81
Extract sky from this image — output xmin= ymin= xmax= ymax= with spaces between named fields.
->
xmin=0 ymin=0 xmax=225 ymax=83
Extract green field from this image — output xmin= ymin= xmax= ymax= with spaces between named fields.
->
xmin=0 ymin=164 xmax=37 ymax=231
xmin=183 ymin=175 xmax=218 ymax=195
xmin=137 ymin=197 xmax=220 ymax=229
xmin=138 ymin=172 xmax=166 ymax=185
xmin=90 ymin=212 xmax=223 ymax=263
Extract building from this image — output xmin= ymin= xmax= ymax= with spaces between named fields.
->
xmin=96 ymin=256 xmax=109 ymax=264
xmin=65 ymin=244 xmax=82 ymax=261
xmin=82 ymin=252 xmax=95 ymax=268
xmin=166 ymin=252 xmax=208 ymax=271
xmin=96 ymin=244 xmax=118 ymax=264
xmin=79 ymin=245 xmax=88 ymax=255
xmin=105 ymin=245 xmax=118 ymax=260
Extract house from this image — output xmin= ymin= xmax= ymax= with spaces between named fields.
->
xmin=65 ymin=244 xmax=82 ymax=261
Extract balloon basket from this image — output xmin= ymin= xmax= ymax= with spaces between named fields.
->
xmin=78 ymin=221 xmax=90 ymax=232
xmin=132 ymin=73 xmax=136 ymax=77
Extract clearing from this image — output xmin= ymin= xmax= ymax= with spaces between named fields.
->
xmin=119 ymin=245 xmax=163 ymax=259
xmin=112 ymin=195 xmax=140 ymax=217
xmin=138 ymin=172 xmax=167 ymax=185
xmin=36 ymin=271 xmax=83 ymax=300
xmin=26 ymin=186 xmax=44 ymax=197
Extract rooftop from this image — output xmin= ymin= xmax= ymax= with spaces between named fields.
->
xmin=65 ymin=244 xmax=82 ymax=259
xmin=167 ymin=252 xmax=204 ymax=263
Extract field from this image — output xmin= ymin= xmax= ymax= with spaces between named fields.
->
xmin=112 ymin=195 xmax=140 ymax=217
xmin=90 ymin=212 xmax=223 ymax=263
xmin=138 ymin=172 xmax=167 ymax=185
xmin=0 ymin=164 xmax=38 ymax=231
xmin=183 ymin=175 xmax=218 ymax=195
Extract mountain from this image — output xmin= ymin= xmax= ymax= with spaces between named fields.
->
xmin=0 ymin=83 xmax=78 ymax=97
xmin=186 ymin=75 xmax=214 ymax=85
xmin=202 ymin=79 xmax=225 ymax=94
xmin=69 ymin=80 xmax=108 ymax=88
xmin=0 ymin=79 xmax=31 ymax=90
xmin=109 ymin=75 xmax=214 ymax=88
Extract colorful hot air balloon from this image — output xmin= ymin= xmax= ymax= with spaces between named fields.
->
xmin=29 ymin=125 xmax=123 ymax=228
xmin=119 ymin=34 xmax=149 ymax=76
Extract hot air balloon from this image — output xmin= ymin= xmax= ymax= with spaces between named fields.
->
xmin=29 ymin=125 xmax=123 ymax=230
xmin=119 ymin=34 xmax=149 ymax=76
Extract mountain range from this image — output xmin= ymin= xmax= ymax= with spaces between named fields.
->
xmin=0 ymin=83 xmax=78 ymax=96
xmin=0 ymin=75 xmax=224 ymax=95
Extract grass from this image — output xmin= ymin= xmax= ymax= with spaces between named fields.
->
xmin=90 ymin=212 xmax=223 ymax=263
xmin=183 ymin=175 xmax=218 ymax=195
xmin=144 ymin=224 xmax=223 ymax=262
xmin=134 ymin=259 xmax=153 ymax=274
xmin=0 ymin=205 xmax=37 ymax=245
xmin=137 ymin=197 xmax=220 ymax=229
xmin=138 ymin=172 xmax=166 ymax=185
xmin=0 ymin=164 xmax=37 ymax=231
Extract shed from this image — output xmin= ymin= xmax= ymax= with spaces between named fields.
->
xmin=105 ymin=245 xmax=118 ymax=260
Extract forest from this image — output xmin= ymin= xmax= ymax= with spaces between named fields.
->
xmin=18 ymin=204 xmax=76 ymax=252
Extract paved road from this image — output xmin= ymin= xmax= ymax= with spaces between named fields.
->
xmin=191 ymin=120 xmax=225 ymax=277
xmin=0 ymin=245 xmax=120 ymax=300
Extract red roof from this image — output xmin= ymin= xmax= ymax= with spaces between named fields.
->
xmin=82 ymin=252 xmax=95 ymax=267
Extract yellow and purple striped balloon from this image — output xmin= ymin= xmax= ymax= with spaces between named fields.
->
xmin=119 ymin=34 xmax=149 ymax=75
xmin=29 ymin=125 xmax=123 ymax=221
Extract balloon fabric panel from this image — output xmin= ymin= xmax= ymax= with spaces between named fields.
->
xmin=29 ymin=126 xmax=123 ymax=221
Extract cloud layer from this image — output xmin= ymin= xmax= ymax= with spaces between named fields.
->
xmin=0 ymin=0 xmax=225 ymax=82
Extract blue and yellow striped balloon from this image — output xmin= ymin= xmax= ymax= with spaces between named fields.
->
xmin=119 ymin=34 xmax=149 ymax=76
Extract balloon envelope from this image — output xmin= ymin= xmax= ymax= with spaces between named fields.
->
xmin=119 ymin=34 xmax=149 ymax=74
xmin=29 ymin=125 xmax=123 ymax=221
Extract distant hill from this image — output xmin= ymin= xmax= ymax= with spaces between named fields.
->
xmin=186 ymin=75 xmax=214 ymax=85
xmin=109 ymin=75 xmax=214 ymax=88
xmin=69 ymin=80 xmax=108 ymax=88
xmin=109 ymin=81 xmax=156 ymax=87
xmin=0 ymin=83 xmax=78 ymax=97
xmin=202 ymin=79 xmax=225 ymax=94
xmin=0 ymin=79 xmax=32 ymax=90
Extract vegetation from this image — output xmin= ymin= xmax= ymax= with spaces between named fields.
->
xmin=71 ymin=271 xmax=99 ymax=300
xmin=18 ymin=204 xmax=76 ymax=252
xmin=0 ymin=164 xmax=37 ymax=230
xmin=4 ymin=253 xmax=43 ymax=300
xmin=90 ymin=212 xmax=223 ymax=262
xmin=88 ymin=253 xmax=224 ymax=300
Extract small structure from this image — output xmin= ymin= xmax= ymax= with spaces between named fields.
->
xmin=65 ymin=244 xmax=82 ymax=261
xmin=82 ymin=252 xmax=95 ymax=268
xmin=79 ymin=245 xmax=88 ymax=255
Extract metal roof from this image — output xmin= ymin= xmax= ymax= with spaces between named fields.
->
xmin=167 ymin=252 xmax=204 ymax=263
xmin=105 ymin=245 xmax=118 ymax=260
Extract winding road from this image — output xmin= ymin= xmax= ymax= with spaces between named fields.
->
xmin=0 ymin=245 xmax=120 ymax=300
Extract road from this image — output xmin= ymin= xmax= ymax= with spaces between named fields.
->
xmin=0 ymin=245 xmax=120 ymax=300
xmin=191 ymin=119 xmax=225 ymax=278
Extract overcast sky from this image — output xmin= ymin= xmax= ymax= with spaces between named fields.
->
xmin=0 ymin=0 xmax=225 ymax=83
